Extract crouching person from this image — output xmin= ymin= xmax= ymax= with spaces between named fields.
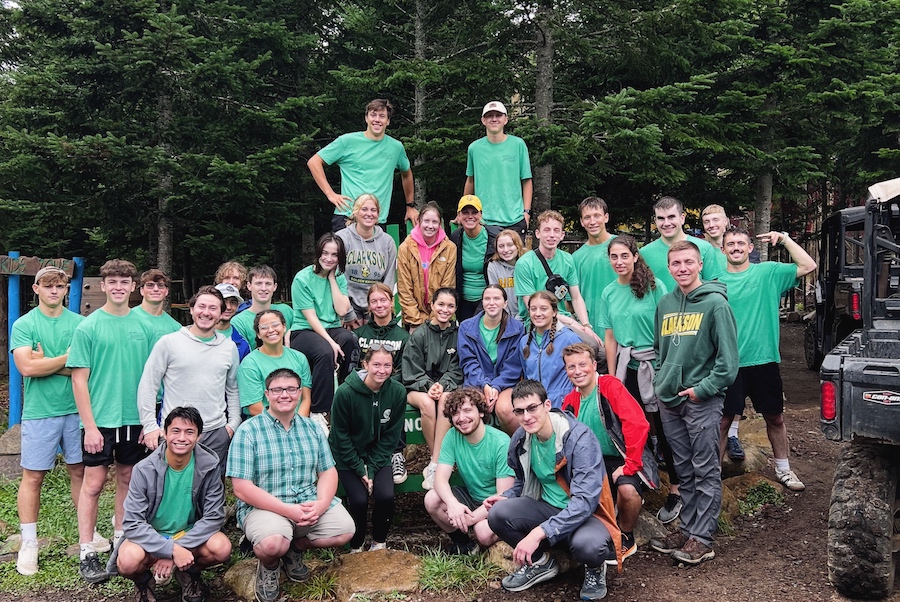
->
xmin=117 ymin=407 xmax=232 ymax=602
xmin=486 ymin=380 xmax=620 ymax=600
xmin=227 ymin=368 xmax=354 ymax=602
xmin=424 ymin=387 xmax=515 ymax=554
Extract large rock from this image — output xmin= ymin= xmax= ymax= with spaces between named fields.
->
xmin=633 ymin=509 xmax=668 ymax=546
xmin=224 ymin=558 xmax=267 ymax=601
xmin=332 ymin=549 xmax=421 ymax=602
xmin=0 ymin=425 xmax=21 ymax=455
xmin=721 ymin=442 xmax=769 ymax=477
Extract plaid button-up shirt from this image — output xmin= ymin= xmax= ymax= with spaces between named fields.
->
xmin=226 ymin=411 xmax=338 ymax=527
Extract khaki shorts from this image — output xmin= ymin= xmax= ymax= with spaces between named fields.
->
xmin=242 ymin=504 xmax=354 ymax=546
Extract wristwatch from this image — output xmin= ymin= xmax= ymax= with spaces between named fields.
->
xmin=778 ymin=231 xmax=789 ymax=246
xmin=406 ymin=202 xmax=416 ymax=208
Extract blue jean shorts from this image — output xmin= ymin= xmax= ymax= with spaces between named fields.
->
xmin=20 ymin=414 xmax=83 ymax=471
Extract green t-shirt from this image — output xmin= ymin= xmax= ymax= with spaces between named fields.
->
xmin=514 ymin=249 xmax=580 ymax=322
xmin=572 ymin=238 xmax=617 ymax=327
xmin=150 ymin=454 xmax=196 ymax=537
xmin=461 ymin=227 xmax=489 ymax=302
xmin=317 ymin=132 xmax=412 ymax=224
xmin=598 ymin=279 xmax=668 ymax=365
xmin=718 ymin=262 xmax=798 ymax=367
xmin=231 ymin=303 xmax=295 ymax=350
xmin=131 ymin=306 xmax=181 ymax=347
xmin=479 ymin=316 xmax=500 ymax=363
xmin=10 ymin=308 xmax=84 ymax=420
xmin=66 ymin=309 xmax=152 ymax=428
xmin=465 ymin=135 xmax=532 ymax=226
xmin=530 ymin=433 xmax=568 ymax=509
xmin=437 ymin=425 xmax=514 ymax=504
xmin=577 ymin=387 xmax=618 ymax=457
xmin=640 ymin=235 xmax=724 ymax=292
xmin=237 ymin=348 xmax=313 ymax=409
xmin=291 ymin=266 xmax=349 ymax=330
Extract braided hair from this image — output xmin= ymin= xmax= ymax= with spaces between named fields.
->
xmin=523 ymin=291 xmax=559 ymax=359
xmin=609 ymin=234 xmax=657 ymax=299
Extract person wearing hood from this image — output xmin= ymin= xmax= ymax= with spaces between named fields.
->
xmin=649 ymin=240 xmax=738 ymax=567
xmin=137 ymin=286 xmax=242 ymax=471
xmin=397 ymin=202 xmax=457 ymax=332
xmin=355 ymin=283 xmax=410 ymax=485
xmin=329 ymin=346 xmax=407 ymax=552
xmin=458 ymin=285 xmax=524 ymax=433
xmin=336 ymin=194 xmax=399 ymax=329
xmin=117 ymin=407 xmax=232 ymax=602
xmin=402 ymin=288 xmax=463 ymax=490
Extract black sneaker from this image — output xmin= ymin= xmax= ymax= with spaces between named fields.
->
xmin=605 ymin=532 xmax=637 ymax=566
xmin=726 ymin=436 xmax=745 ymax=461
xmin=281 ymin=547 xmax=310 ymax=582
xmin=175 ymin=567 xmax=207 ymax=602
xmin=80 ymin=551 xmax=110 ymax=584
xmin=447 ymin=540 xmax=478 ymax=556
xmin=656 ymin=493 xmax=683 ymax=524
xmin=580 ymin=565 xmax=608 ymax=600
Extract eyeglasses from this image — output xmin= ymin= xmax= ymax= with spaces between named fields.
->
xmin=143 ymin=282 xmax=168 ymax=290
xmin=257 ymin=322 xmax=283 ymax=332
xmin=267 ymin=386 xmax=300 ymax=395
xmin=511 ymin=402 xmax=544 ymax=417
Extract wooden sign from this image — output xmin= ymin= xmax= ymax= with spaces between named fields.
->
xmin=0 ymin=256 xmax=75 ymax=276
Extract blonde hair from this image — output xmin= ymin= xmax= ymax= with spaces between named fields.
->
xmin=536 ymin=210 xmax=565 ymax=229
xmin=347 ymin=193 xmax=381 ymax=227
xmin=491 ymin=229 xmax=525 ymax=263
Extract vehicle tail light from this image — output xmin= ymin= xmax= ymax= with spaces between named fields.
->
xmin=851 ymin=292 xmax=861 ymax=321
xmin=821 ymin=381 xmax=837 ymax=420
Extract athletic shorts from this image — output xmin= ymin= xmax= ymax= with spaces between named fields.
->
xmin=82 ymin=425 xmax=148 ymax=467
xmin=724 ymin=363 xmax=784 ymax=416
xmin=242 ymin=504 xmax=355 ymax=546
xmin=21 ymin=414 xmax=83 ymax=471
xmin=604 ymin=455 xmax=643 ymax=498
xmin=451 ymin=486 xmax=481 ymax=511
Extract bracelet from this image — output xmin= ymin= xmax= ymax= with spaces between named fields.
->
xmin=583 ymin=323 xmax=593 ymax=330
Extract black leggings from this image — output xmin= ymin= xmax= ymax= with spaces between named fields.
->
xmin=624 ymin=368 xmax=680 ymax=487
xmin=338 ymin=466 xmax=394 ymax=548
xmin=290 ymin=328 xmax=359 ymax=414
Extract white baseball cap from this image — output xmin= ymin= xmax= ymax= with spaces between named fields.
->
xmin=482 ymin=101 xmax=508 ymax=116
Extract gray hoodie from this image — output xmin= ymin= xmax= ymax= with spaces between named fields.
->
xmin=336 ymin=224 xmax=398 ymax=320
xmin=138 ymin=327 xmax=241 ymax=434
xmin=486 ymin=259 xmax=521 ymax=320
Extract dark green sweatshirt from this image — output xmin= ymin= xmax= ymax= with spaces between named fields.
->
xmin=355 ymin=316 xmax=409 ymax=372
xmin=400 ymin=320 xmax=463 ymax=393
xmin=653 ymin=281 xmax=739 ymax=407
xmin=328 ymin=369 xmax=407 ymax=479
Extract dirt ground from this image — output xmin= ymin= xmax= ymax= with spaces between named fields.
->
xmin=2 ymin=323 xmax=897 ymax=601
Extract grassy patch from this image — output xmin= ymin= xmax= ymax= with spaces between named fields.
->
xmin=419 ymin=548 xmax=504 ymax=594
xmin=738 ymin=481 xmax=785 ymax=516
xmin=285 ymin=570 xmax=338 ymax=600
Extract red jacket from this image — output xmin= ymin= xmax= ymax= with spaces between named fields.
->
xmin=562 ymin=375 xmax=650 ymax=479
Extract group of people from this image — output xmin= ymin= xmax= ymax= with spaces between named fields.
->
xmin=10 ymin=95 xmax=818 ymax=602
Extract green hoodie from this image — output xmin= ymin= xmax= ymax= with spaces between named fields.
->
xmin=355 ymin=316 xmax=409 ymax=368
xmin=401 ymin=320 xmax=463 ymax=393
xmin=328 ymin=369 xmax=407 ymax=479
xmin=653 ymin=281 xmax=738 ymax=407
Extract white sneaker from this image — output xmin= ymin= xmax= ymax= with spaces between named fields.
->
xmin=422 ymin=462 xmax=437 ymax=490
xmin=775 ymin=469 xmax=806 ymax=491
xmin=310 ymin=412 xmax=330 ymax=436
xmin=369 ymin=542 xmax=386 ymax=552
xmin=92 ymin=531 xmax=111 ymax=553
xmin=349 ymin=545 xmax=365 ymax=554
xmin=16 ymin=539 xmax=39 ymax=576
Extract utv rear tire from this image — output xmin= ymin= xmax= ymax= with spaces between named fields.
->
xmin=828 ymin=442 xmax=898 ymax=599
xmin=804 ymin=321 xmax=823 ymax=370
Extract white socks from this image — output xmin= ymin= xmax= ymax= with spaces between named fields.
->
xmin=20 ymin=522 xmax=37 ymax=542
xmin=728 ymin=417 xmax=740 ymax=438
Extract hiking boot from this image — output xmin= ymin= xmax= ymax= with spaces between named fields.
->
xmin=656 ymin=493 xmax=683 ymax=524
xmin=80 ymin=551 xmax=110 ymax=584
xmin=133 ymin=575 xmax=157 ymax=602
xmin=580 ymin=565 xmax=608 ymax=600
xmin=391 ymin=452 xmax=408 ymax=484
xmin=776 ymin=469 xmax=806 ymax=491
xmin=447 ymin=540 xmax=478 ymax=556
xmin=649 ymin=531 xmax=689 ymax=554
xmin=255 ymin=559 xmax=281 ymax=602
xmin=726 ymin=436 xmax=745 ymax=461
xmin=281 ymin=546 xmax=310 ymax=582
xmin=422 ymin=462 xmax=437 ymax=490
xmin=175 ymin=567 xmax=207 ymax=602
xmin=501 ymin=554 xmax=559 ymax=592
xmin=16 ymin=539 xmax=39 ymax=576
xmin=671 ymin=537 xmax=715 ymax=565
xmin=605 ymin=532 xmax=637 ymax=565
xmin=92 ymin=531 xmax=112 ymax=553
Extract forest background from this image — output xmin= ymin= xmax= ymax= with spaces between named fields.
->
xmin=1 ymin=0 xmax=898 ymax=290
